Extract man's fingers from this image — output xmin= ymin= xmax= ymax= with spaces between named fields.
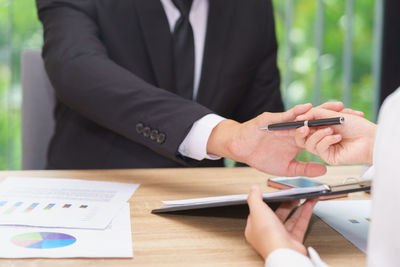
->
xmin=257 ymin=104 xmax=312 ymax=128
xmin=296 ymin=107 xmax=342 ymax=122
xmin=317 ymin=101 xmax=344 ymax=112
xmin=290 ymin=103 xmax=313 ymax=118
xmin=271 ymin=129 xmax=296 ymax=137
xmin=279 ymin=103 xmax=312 ymax=123
xmin=286 ymin=161 xmax=327 ymax=177
xmin=342 ymin=108 xmax=364 ymax=117
xmin=266 ymin=103 xmax=312 ymax=131
xmin=294 ymin=126 xmax=310 ymax=147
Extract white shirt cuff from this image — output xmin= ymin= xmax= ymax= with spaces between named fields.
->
xmin=265 ymin=248 xmax=314 ymax=267
xmin=178 ymin=114 xmax=226 ymax=161
xmin=265 ymin=247 xmax=328 ymax=267
xmin=308 ymin=247 xmax=329 ymax=267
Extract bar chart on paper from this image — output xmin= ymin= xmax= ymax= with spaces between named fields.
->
xmin=0 ymin=177 xmax=138 ymax=258
xmin=11 ymin=232 xmax=76 ymax=249
xmin=0 ymin=177 xmax=140 ymax=229
xmin=0 ymin=200 xmax=102 ymax=228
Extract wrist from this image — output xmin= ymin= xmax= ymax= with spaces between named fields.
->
xmin=206 ymin=119 xmax=241 ymax=159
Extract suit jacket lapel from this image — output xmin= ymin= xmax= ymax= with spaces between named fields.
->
xmin=134 ymin=0 xmax=175 ymax=92
xmin=197 ymin=0 xmax=235 ymax=107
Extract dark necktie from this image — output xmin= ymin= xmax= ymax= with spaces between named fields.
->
xmin=172 ymin=0 xmax=194 ymax=100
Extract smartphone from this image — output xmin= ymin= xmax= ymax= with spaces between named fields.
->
xmin=267 ymin=177 xmax=347 ymax=200
xmin=267 ymin=177 xmax=324 ymax=189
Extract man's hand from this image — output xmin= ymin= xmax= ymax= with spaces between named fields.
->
xmin=294 ymin=108 xmax=377 ymax=165
xmin=207 ymin=103 xmax=325 ymax=177
xmin=245 ymin=186 xmax=317 ymax=260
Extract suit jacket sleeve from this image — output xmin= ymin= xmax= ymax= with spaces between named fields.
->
xmin=36 ymin=0 xmax=213 ymax=164
xmin=232 ymin=0 xmax=283 ymax=123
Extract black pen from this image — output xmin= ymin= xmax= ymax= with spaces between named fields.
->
xmin=259 ymin=117 xmax=345 ymax=131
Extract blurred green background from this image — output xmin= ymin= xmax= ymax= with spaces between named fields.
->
xmin=0 ymin=0 xmax=376 ymax=170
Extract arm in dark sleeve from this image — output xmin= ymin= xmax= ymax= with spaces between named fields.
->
xmin=232 ymin=0 xmax=284 ymax=123
xmin=36 ymin=0 xmax=212 ymax=163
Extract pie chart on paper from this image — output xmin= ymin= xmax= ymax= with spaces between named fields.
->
xmin=11 ymin=232 xmax=76 ymax=249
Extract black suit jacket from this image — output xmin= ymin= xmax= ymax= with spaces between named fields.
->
xmin=36 ymin=0 xmax=284 ymax=169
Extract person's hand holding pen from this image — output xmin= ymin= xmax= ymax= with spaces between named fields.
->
xmin=293 ymin=108 xmax=377 ymax=165
xmin=206 ymin=102 xmax=364 ymax=177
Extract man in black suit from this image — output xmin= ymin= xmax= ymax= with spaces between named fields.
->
xmin=36 ymin=0 xmax=339 ymax=177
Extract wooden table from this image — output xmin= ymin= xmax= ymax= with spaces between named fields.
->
xmin=0 ymin=166 xmax=368 ymax=266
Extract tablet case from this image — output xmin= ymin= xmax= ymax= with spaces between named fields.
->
xmin=151 ymin=180 xmax=371 ymax=215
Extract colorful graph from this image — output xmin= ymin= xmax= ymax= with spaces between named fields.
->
xmin=24 ymin=203 xmax=39 ymax=213
xmin=44 ymin=203 xmax=55 ymax=210
xmin=63 ymin=204 xmax=71 ymax=208
xmin=11 ymin=232 xmax=76 ymax=249
xmin=4 ymin=202 xmax=23 ymax=214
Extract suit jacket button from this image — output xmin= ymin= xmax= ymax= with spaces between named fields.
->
xmin=157 ymin=133 xmax=166 ymax=144
xmin=136 ymin=123 xmax=144 ymax=134
xmin=150 ymin=129 xmax=159 ymax=140
xmin=143 ymin=126 xmax=151 ymax=137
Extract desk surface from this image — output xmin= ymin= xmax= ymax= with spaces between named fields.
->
xmin=0 ymin=166 xmax=368 ymax=267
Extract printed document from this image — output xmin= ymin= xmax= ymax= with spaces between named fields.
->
xmin=0 ymin=177 xmax=139 ymax=229
xmin=0 ymin=203 xmax=133 ymax=258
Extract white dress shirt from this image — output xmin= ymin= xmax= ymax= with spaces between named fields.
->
xmin=160 ymin=0 xmax=225 ymax=161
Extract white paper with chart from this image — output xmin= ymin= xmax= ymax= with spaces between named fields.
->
xmin=0 ymin=203 xmax=133 ymax=258
xmin=313 ymin=200 xmax=371 ymax=253
xmin=0 ymin=177 xmax=139 ymax=229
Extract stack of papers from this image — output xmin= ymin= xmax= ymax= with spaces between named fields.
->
xmin=0 ymin=177 xmax=139 ymax=258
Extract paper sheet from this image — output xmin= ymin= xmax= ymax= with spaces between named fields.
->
xmin=0 ymin=177 xmax=139 ymax=229
xmin=162 ymin=185 xmax=327 ymax=207
xmin=313 ymin=200 xmax=371 ymax=253
xmin=0 ymin=203 xmax=133 ymax=258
